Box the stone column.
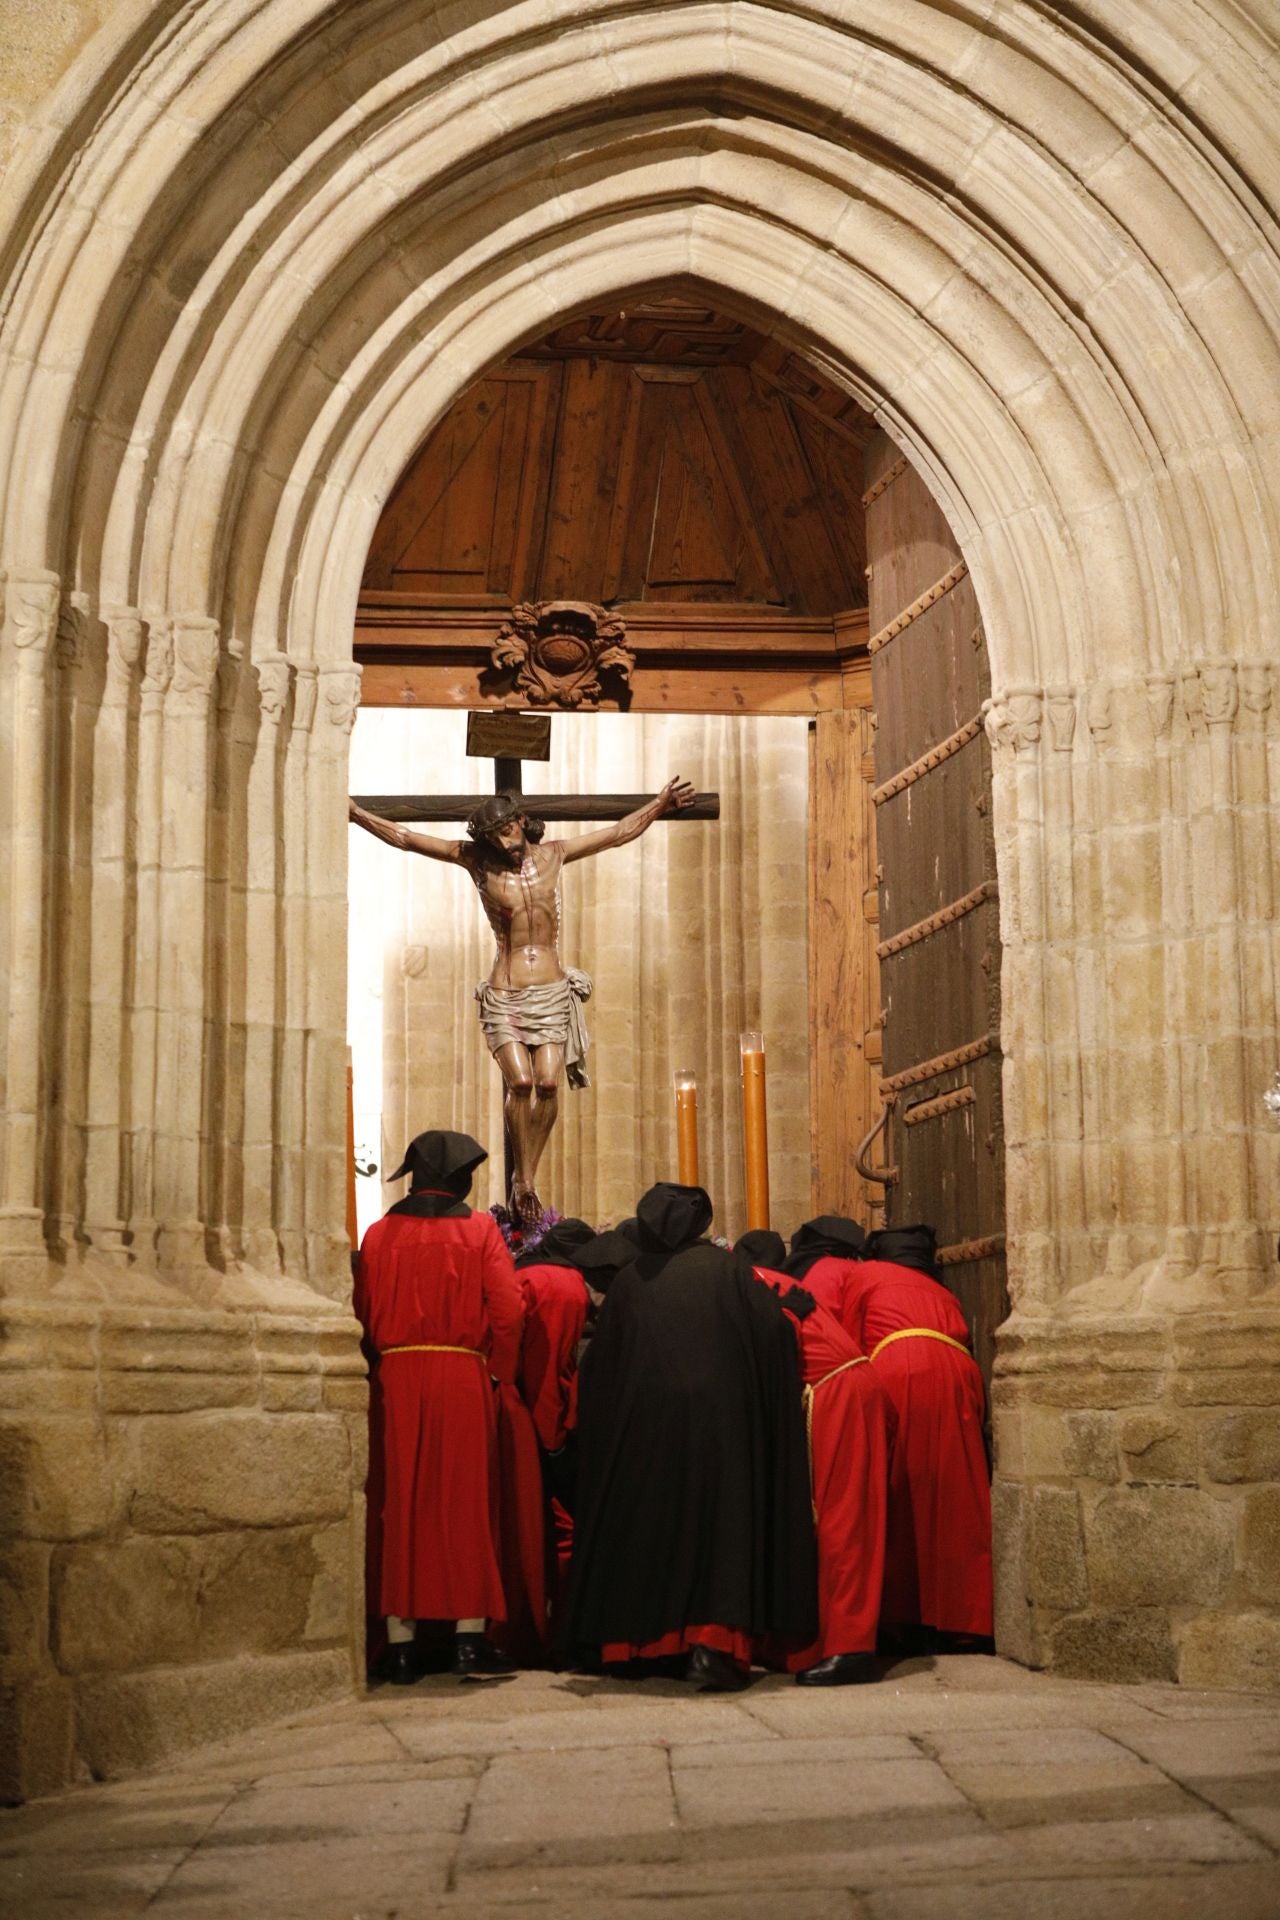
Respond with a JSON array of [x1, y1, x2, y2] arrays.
[[0, 569, 59, 1279], [83, 610, 144, 1259], [277, 664, 317, 1277], [307, 667, 361, 1295], [125, 621, 172, 1256], [47, 594, 89, 1251], [153, 614, 220, 1272], [242, 653, 292, 1272]]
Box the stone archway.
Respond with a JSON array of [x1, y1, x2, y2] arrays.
[[1, 0, 1276, 1795]]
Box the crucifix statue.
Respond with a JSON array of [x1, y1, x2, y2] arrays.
[[349, 711, 717, 1226]]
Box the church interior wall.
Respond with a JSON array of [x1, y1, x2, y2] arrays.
[[0, 0, 1276, 1797]]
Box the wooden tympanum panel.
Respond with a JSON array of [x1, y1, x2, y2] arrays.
[[864, 431, 1008, 1384]]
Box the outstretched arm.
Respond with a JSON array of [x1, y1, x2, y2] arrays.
[[348, 798, 464, 864], [560, 776, 696, 863]]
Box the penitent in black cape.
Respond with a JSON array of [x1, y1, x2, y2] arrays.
[[561, 1185, 818, 1653]]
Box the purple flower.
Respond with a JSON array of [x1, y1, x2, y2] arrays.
[[489, 1202, 563, 1255]]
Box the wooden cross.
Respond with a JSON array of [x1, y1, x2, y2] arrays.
[[351, 710, 721, 823], [350, 710, 720, 1209]]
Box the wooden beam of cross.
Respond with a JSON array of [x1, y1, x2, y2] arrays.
[[351, 709, 721, 821]]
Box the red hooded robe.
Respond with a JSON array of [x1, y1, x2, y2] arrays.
[[800, 1253, 992, 1638]]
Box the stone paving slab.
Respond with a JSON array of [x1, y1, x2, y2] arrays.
[[0, 1847, 189, 1920], [0, 1659, 1275, 1918], [865, 1865, 1280, 1920], [393, 1696, 766, 1760]]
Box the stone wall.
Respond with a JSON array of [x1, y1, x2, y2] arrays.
[[0, 1294, 366, 1802], [995, 1310, 1280, 1690]]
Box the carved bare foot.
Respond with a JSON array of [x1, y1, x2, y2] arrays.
[[511, 1181, 543, 1228]]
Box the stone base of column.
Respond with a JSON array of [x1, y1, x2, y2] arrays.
[[993, 1306, 1280, 1690], [0, 1281, 368, 1800], [0, 1209, 50, 1292]]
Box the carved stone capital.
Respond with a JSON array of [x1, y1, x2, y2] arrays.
[[1144, 672, 1176, 741], [1239, 662, 1272, 728], [490, 599, 634, 707], [6, 570, 60, 668], [319, 665, 361, 736], [291, 663, 318, 733], [1085, 683, 1115, 750], [1199, 660, 1238, 730], [985, 689, 1042, 759], [1179, 667, 1204, 736], [55, 593, 89, 672], [104, 607, 145, 679], [168, 616, 221, 706], [140, 622, 173, 702], [255, 652, 292, 726], [1044, 688, 1077, 754]]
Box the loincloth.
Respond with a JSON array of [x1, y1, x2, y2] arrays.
[[474, 968, 593, 1089]]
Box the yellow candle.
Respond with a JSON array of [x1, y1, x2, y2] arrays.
[[674, 1068, 700, 1186], [740, 1031, 770, 1231]]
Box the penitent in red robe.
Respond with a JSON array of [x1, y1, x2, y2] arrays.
[[758, 1273, 896, 1664], [801, 1254, 992, 1638], [519, 1261, 590, 1597], [356, 1207, 525, 1623]]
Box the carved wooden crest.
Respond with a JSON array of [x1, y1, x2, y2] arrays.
[[489, 600, 633, 707]]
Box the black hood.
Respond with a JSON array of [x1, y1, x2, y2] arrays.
[[388, 1129, 487, 1187], [866, 1224, 941, 1281], [737, 1229, 786, 1271], [386, 1129, 488, 1219], [515, 1217, 596, 1271], [577, 1229, 643, 1293], [635, 1183, 714, 1256], [783, 1214, 867, 1280]]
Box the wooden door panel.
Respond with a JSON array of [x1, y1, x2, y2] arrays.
[[880, 906, 998, 1070], [877, 747, 990, 933], [864, 429, 1007, 1379], [872, 581, 983, 794]]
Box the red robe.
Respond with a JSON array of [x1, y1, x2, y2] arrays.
[[756, 1272, 895, 1664], [519, 1262, 589, 1454], [355, 1208, 524, 1623], [802, 1254, 992, 1638], [519, 1262, 590, 1598]]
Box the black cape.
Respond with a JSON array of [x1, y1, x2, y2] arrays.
[[560, 1242, 818, 1651]]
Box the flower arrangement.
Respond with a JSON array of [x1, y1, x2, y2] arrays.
[[490, 1202, 562, 1257]]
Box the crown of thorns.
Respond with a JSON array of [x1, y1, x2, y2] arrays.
[[467, 792, 527, 840]]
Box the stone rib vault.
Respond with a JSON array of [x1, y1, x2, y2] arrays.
[[0, 0, 1276, 1799]]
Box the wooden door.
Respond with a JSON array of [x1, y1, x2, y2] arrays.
[[863, 432, 1008, 1383]]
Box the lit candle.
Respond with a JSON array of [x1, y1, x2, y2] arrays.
[[740, 1031, 770, 1231], [674, 1068, 700, 1186]]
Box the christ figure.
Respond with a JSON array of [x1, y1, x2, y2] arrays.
[[349, 778, 695, 1223]]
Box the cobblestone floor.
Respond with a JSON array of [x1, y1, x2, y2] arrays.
[[2, 1656, 1278, 1918]]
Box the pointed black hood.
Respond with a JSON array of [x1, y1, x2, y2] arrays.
[[386, 1129, 487, 1219], [515, 1217, 596, 1271], [783, 1214, 867, 1280], [866, 1224, 941, 1282], [635, 1182, 714, 1256], [737, 1229, 786, 1271], [577, 1229, 643, 1294]]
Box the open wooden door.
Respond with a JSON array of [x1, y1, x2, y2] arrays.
[[863, 432, 1008, 1383]]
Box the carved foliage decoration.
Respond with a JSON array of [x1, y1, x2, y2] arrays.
[[490, 600, 634, 707]]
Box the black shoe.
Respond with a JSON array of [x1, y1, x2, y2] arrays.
[[795, 1651, 879, 1687], [686, 1644, 749, 1692], [452, 1633, 517, 1679], [385, 1643, 419, 1687]]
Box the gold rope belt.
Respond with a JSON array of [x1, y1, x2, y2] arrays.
[[378, 1344, 485, 1360], [870, 1326, 972, 1362], [802, 1356, 870, 1519]]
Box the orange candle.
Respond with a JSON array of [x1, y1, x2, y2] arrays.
[[674, 1068, 700, 1186], [740, 1031, 770, 1231]]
